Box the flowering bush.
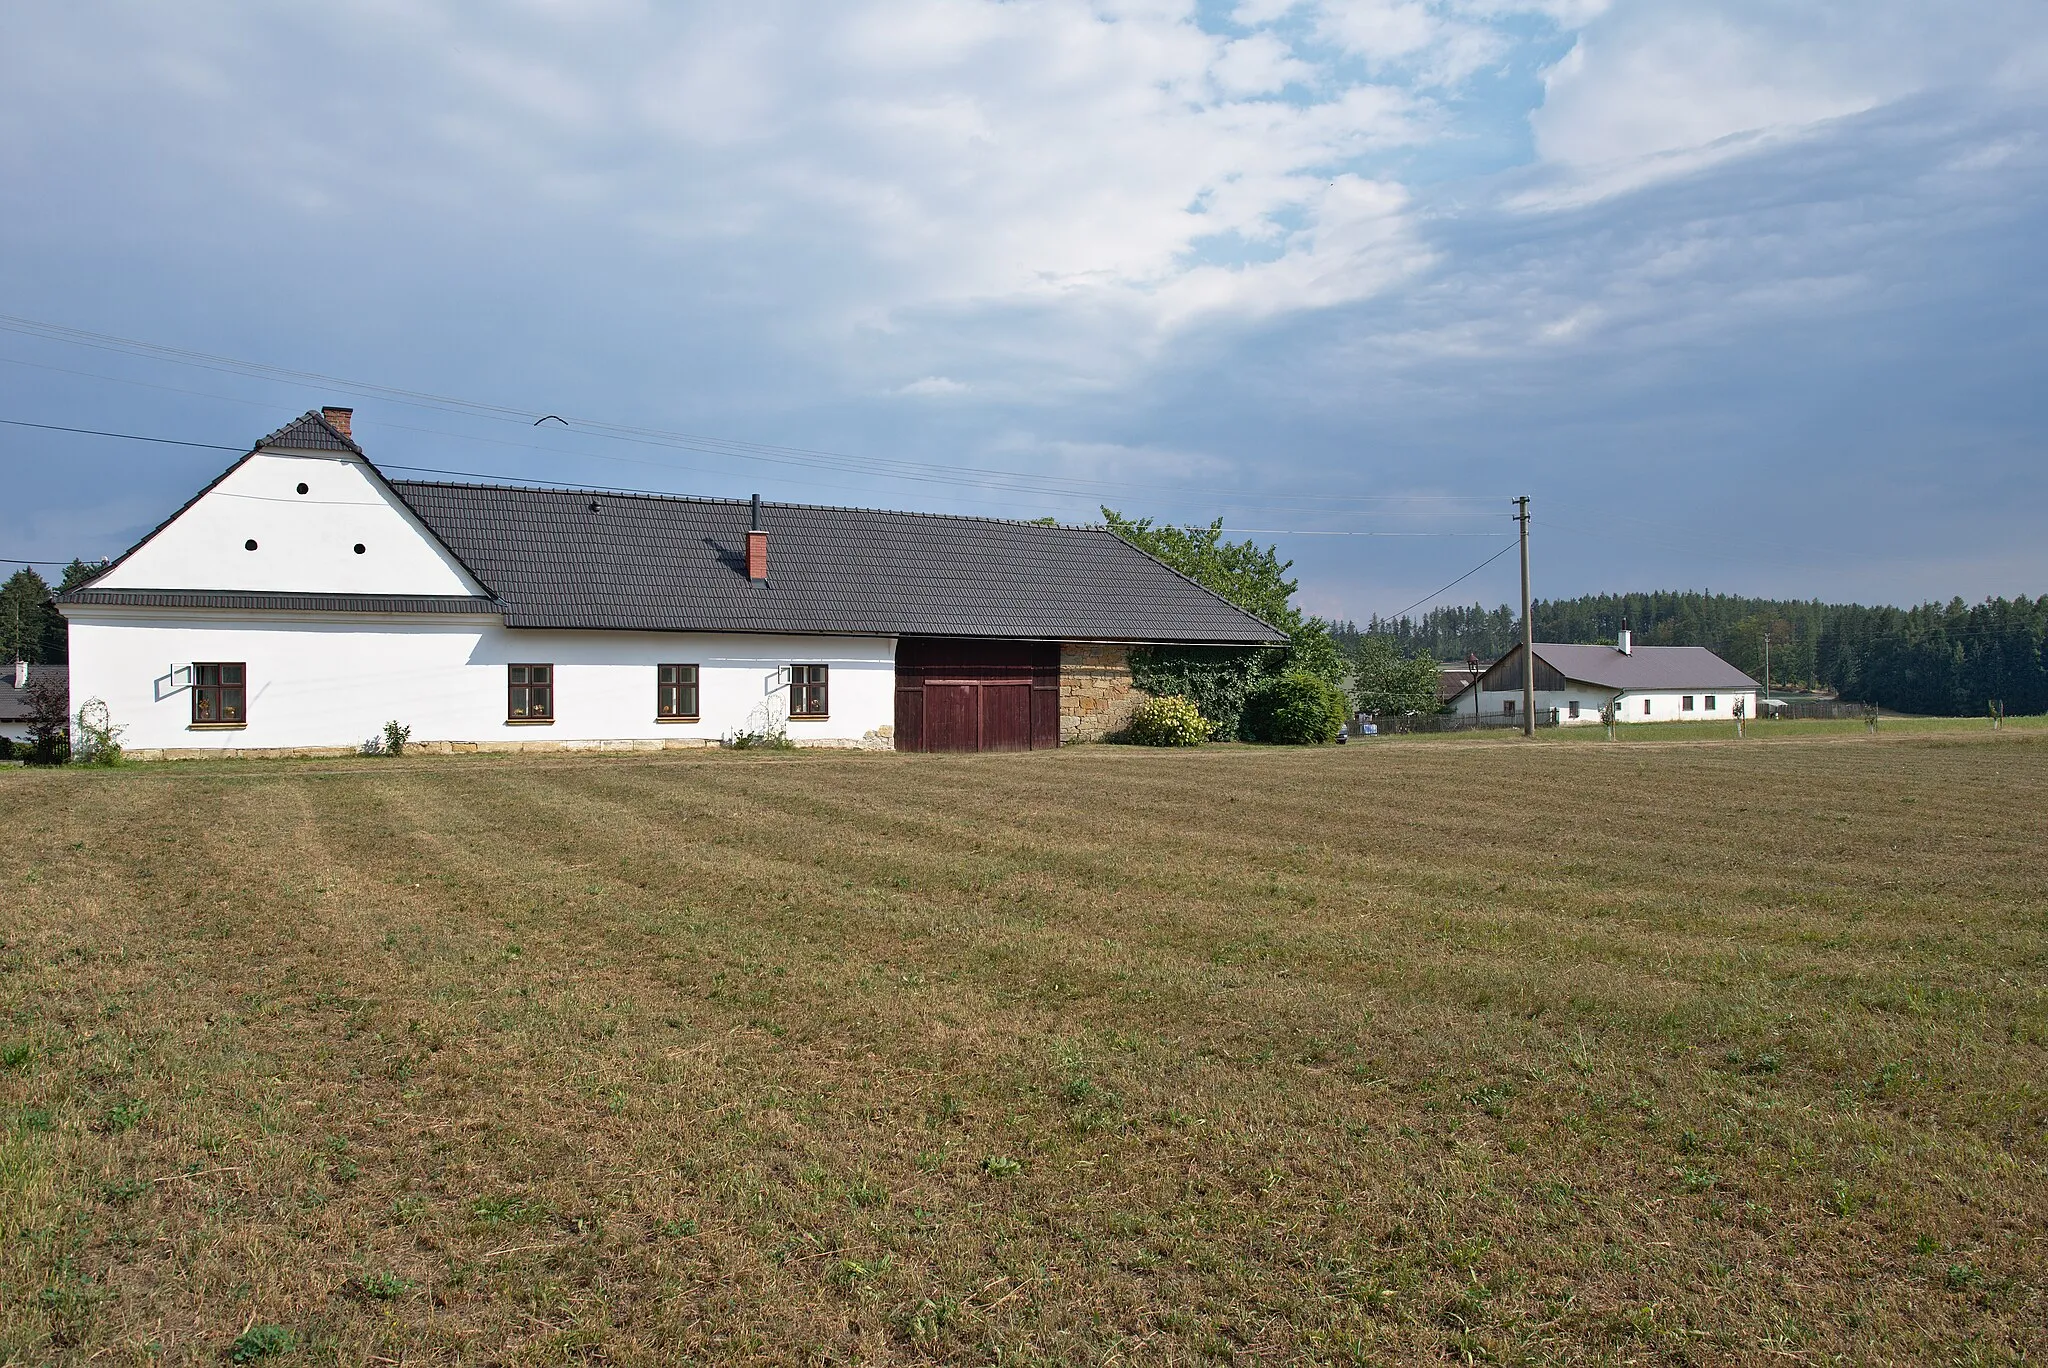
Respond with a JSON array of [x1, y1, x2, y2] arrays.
[[1124, 694, 1209, 747]]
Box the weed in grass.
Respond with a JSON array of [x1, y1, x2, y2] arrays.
[[1, 1039, 33, 1069], [358, 1271, 413, 1300], [897, 1294, 962, 1343], [656, 1217, 700, 1237], [471, 1194, 547, 1226], [828, 1255, 893, 1287], [14, 1105, 55, 1133], [1464, 1084, 1512, 1118], [982, 1156, 1023, 1179], [98, 1177, 149, 1203], [228, 1324, 296, 1361], [91, 1098, 144, 1133]]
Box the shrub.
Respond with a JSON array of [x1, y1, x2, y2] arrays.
[[20, 677, 69, 765], [1127, 645, 1265, 740], [72, 699, 124, 766], [727, 727, 796, 750], [1124, 695, 1207, 747], [0, 736, 13, 761], [382, 720, 413, 756], [1241, 671, 1347, 745]]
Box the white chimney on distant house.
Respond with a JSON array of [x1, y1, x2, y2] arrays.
[[1618, 619, 1633, 655], [12, 659, 27, 689]]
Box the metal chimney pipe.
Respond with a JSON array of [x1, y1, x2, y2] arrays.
[[750, 493, 762, 531]]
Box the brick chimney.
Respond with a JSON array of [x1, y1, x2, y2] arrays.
[[321, 406, 354, 438], [746, 494, 768, 584]]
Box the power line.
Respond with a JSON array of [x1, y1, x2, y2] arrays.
[[0, 411, 1515, 537], [1214, 529, 1511, 538], [0, 310, 1513, 513], [1381, 539, 1520, 621], [0, 416, 243, 451]]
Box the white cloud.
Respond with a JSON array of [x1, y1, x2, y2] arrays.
[[1519, 0, 2048, 205], [898, 376, 968, 396]]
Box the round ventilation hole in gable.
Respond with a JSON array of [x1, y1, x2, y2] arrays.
[[296, 482, 309, 495], [244, 539, 258, 551], [354, 543, 366, 554]]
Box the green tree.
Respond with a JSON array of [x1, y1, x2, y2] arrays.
[[1105, 509, 1304, 739], [0, 568, 61, 665], [1281, 617, 1346, 683], [1349, 635, 1441, 716], [21, 674, 70, 765], [59, 559, 108, 592], [1101, 510, 1297, 632]]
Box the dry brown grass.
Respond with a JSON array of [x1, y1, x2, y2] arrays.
[[2, 732, 2044, 1365]]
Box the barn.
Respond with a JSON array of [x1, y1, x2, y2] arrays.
[[57, 409, 1284, 757]]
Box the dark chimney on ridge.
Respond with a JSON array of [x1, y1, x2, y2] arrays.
[[322, 406, 354, 438], [746, 494, 768, 584]]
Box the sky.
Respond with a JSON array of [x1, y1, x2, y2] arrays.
[[2, 0, 2045, 621]]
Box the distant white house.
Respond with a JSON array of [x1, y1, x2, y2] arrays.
[[1447, 624, 1759, 725]]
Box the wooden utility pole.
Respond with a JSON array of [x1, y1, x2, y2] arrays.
[[1516, 496, 1534, 737], [1762, 632, 1771, 722]]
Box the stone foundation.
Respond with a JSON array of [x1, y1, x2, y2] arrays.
[[1059, 643, 1141, 743]]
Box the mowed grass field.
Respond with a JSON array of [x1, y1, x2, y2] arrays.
[[2, 732, 2044, 1365]]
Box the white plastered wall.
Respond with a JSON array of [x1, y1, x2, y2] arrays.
[[1461, 687, 1758, 723], [63, 611, 897, 751], [91, 447, 486, 596]]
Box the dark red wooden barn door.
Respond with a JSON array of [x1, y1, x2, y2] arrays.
[[922, 683, 981, 751], [979, 682, 1032, 751], [895, 638, 1060, 752]]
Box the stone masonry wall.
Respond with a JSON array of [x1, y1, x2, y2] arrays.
[[1059, 642, 1140, 743]]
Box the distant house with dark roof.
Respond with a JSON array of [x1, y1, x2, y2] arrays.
[[57, 409, 1284, 757], [1447, 624, 1758, 725], [1, 660, 67, 746]]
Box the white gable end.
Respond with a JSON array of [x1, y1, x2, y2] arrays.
[[94, 446, 487, 597]]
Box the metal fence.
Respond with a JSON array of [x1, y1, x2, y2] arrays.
[[1357, 709, 1559, 735], [1762, 699, 1870, 721]]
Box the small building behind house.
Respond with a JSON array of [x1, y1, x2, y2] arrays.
[[1447, 622, 1758, 725], [0, 660, 67, 746]]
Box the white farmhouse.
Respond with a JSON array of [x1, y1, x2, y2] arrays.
[[58, 409, 1284, 758], [1447, 624, 1759, 725]]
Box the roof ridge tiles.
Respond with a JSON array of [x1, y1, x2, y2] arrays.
[[384, 477, 1107, 532]]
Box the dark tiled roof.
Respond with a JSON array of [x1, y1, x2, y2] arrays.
[[60, 589, 504, 616], [0, 663, 67, 722], [389, 482, 1287, 643], [256, 410, 362, 455], [1534, 643, 1758, 690]]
